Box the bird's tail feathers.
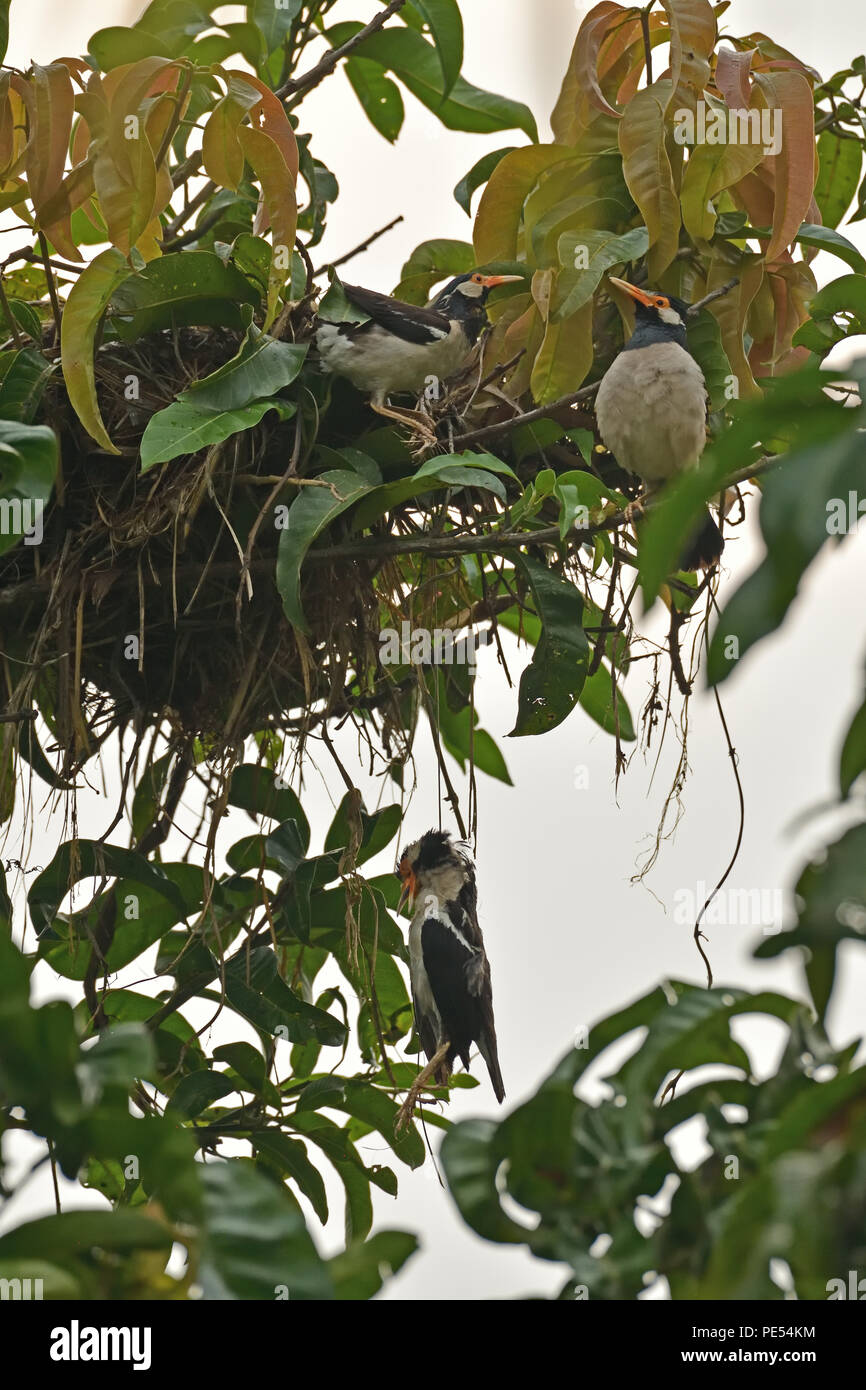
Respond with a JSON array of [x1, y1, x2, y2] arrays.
[[477, 1032, 506, 1103], [678, 508, 724, 571]]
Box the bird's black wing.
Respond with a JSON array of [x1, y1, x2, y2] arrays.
[[341, 282, 452, 346], [421, 909, 483, 1071]]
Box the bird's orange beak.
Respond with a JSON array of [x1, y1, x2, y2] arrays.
[[477, 274, 523, 288], [607, 276, 658, 308], [396, 860, 417, 913]]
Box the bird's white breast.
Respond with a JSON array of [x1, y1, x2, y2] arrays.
[[595, 341, 707, 483], [316, 320, 469, 397], [408, 912, 440, 1030]]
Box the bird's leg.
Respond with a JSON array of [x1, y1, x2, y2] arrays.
[[395, 1038, 452, 1132], [370, 397, 438, 447], [623, 481, 662, 528]]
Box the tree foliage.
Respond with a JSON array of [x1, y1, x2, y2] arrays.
[[0, 0, 865, 1299]]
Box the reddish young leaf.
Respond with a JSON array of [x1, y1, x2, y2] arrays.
[[238, 124, 298, 328], [661, 0, 717, 112], [752, 69, 816, 263], [224, 69, 298, 183], [713, 44, 756, 109]]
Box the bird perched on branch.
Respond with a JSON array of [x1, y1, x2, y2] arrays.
[[396, 828, 505, 1104], [594, 276, 724, 570], [316, 271, 521, 442]]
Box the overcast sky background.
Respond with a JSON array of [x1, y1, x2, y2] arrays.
[[2, 0, 866, 1300]]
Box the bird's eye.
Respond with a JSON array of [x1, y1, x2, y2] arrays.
[[654, 296, 670, 309], [473, 273, 483, 282]]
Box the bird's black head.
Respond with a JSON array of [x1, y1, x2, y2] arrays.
[[608, 276, 691, 350], [432, 272, 522, 339], [395, 828, 474, 910]]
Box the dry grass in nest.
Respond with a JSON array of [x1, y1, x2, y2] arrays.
[[0, 325, 393, 776]]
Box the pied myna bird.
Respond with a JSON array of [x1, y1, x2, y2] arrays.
[[594, 276, 724, 570], [316, 271, 521, 441], [395, 828, 505, 1105]]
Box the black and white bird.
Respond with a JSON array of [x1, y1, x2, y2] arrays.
[[316, 271, 521, 440], [594, 276, 724, 569], [396, 828, 505, 1102]]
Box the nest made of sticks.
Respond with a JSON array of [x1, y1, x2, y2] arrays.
[[0, 321, 405, 777]]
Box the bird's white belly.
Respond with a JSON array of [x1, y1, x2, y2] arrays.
[[316, 321, 469, 397], [409, 913, 442, 1036], [595, 342, 707, 483]]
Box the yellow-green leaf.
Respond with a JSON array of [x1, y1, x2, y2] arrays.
[[618, 81, 679, 279], [530, 298, 593, 403], [681, 134, 765, 242], [474, 144, 575, 264], [60, 248, 132, 455]]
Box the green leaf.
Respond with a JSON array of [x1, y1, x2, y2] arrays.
[[0, 1, 10, 65], [246, 0, 302, 55], [554, 226, 650, 320], [29, 839, 187, 935], [454, 146, 515, 216], [141, 397, 294, 470], [166, 1070, 238, 1118], [276, 469, 374, 630], [405, 0, 464, 97], [254, 1132, 328, 1223], [199, 1158, 332, 1300], [0, 1209, 172, 1261], [0, 349, 55, 423], [707, 372, 866, 681], [329, 1229, 418, 1298], [77, 1023, 155, 1091], [509, 555, 589, 736], [686, 309, 736, 413], [392, 237, 475, 303], [790, 222, 866, 274], [755, 823, 866, 1022], [441, 1118, 528, 1244], [349, 449, 516, 529], [227, 763, 311, 851], [327, 22, 537, 140], [223, 947, 348, 1046], [109, 251, 262, 339], [345, 57, 405, 143], [330, 1081, 425, 1169], [60, 248, 132, 455], [814, 130, 862, 228], [140, 324, 306, 468], [0, 418, 57, 556], [324, 796, 401, 864], [579, 663, 636, 741], [88, 26, 174, 69]]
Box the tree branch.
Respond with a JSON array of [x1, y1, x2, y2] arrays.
[[277, 0, 409, 100]]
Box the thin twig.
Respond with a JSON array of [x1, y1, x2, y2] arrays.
[[449, 380, 600, 450], [687, 279, 740, 316], [314, 214, 404, 276], [277, 0, 409, 100]]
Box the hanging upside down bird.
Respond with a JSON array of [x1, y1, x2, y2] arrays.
[[594, 276, 725, 571], [395, 829, 505, 1126], [315, 271, 522, 443]]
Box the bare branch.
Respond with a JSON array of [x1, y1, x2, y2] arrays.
[[277, 0, 409, 100]]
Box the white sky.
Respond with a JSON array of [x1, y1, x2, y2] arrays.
[[2, 0, 866, 1301]]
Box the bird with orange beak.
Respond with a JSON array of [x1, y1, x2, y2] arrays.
[[594, 276, 724, 569], [396, 829, 505, 1103], [316, 271, 522, 441]]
